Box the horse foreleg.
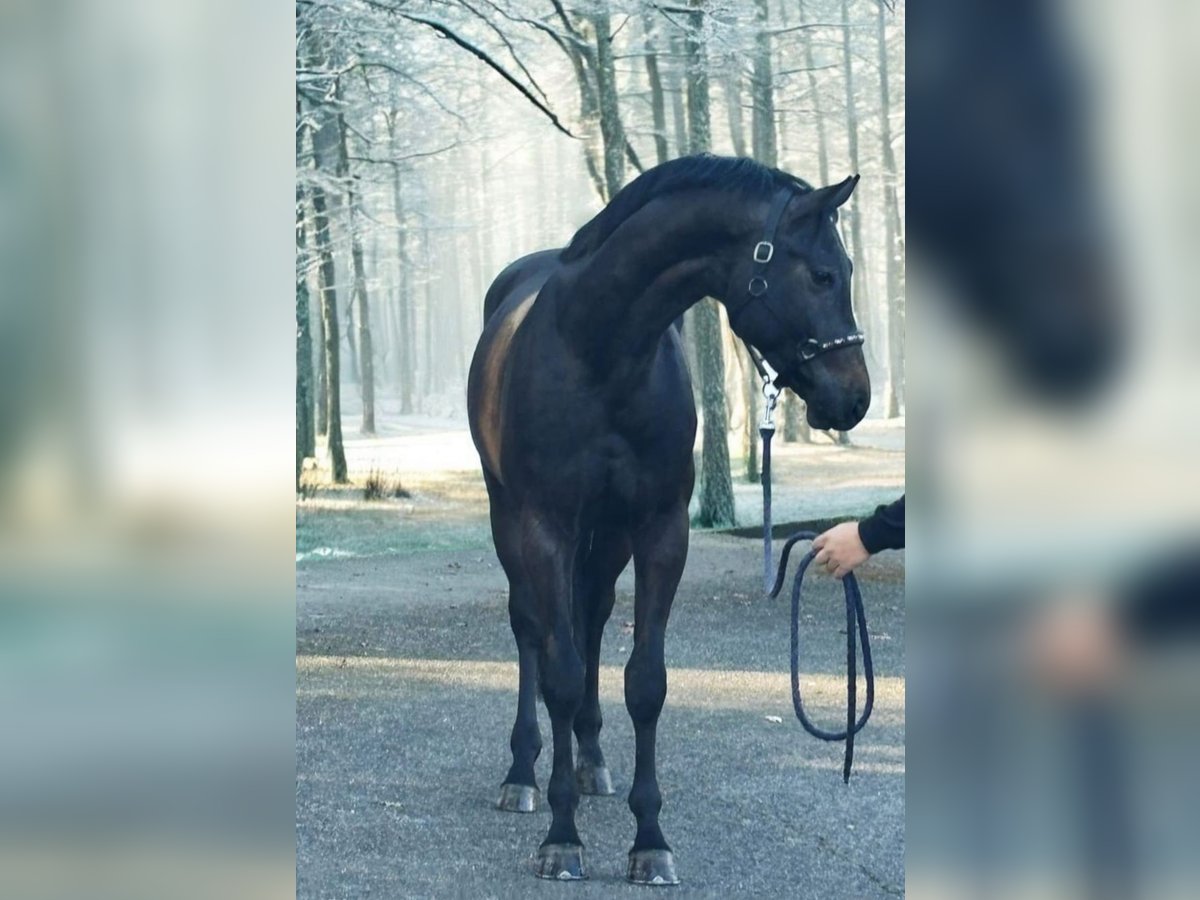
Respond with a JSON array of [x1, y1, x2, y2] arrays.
[[624, 504, 687, 886]]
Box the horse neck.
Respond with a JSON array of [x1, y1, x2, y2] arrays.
[[556, 192, 756, 367]]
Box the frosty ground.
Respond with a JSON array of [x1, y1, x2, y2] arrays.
[[296, 415, 904, 898]]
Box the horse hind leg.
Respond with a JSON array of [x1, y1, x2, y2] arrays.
[[624, 505, 688, 886], [523, 510, 588, 880], [485, 476, 544, 813], [573, 528, 631, 797], [497, 579, 543, 813]]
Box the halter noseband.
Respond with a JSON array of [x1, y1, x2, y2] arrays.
[[729, 186, 865, 378]]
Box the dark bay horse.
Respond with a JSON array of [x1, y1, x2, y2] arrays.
[[466, 155, 870, 884]]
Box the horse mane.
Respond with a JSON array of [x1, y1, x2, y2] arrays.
[[560, 154, 813, 262]]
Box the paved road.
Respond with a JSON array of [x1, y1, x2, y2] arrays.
[[297, 533, 904, 898]]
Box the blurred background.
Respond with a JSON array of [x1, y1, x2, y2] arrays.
[[906, 0, 1200, 897], [0, 1, 295, 898]]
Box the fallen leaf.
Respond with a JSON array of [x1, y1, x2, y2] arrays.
[[764, 715, 783, 724]]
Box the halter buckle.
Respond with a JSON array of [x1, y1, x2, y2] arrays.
[[748, 276, 768, 297], [752, 241, 774, 264]]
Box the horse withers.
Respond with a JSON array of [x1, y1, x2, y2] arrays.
[[466, 155, 870, 884]]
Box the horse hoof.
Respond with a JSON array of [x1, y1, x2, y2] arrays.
[[575, 764, 614, 796], [534, 843, 586, 880], [496, 783, 539, 813], [627, 849, 680, 886]]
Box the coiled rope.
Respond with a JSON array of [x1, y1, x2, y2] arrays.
[[759, 409, 875, 784]]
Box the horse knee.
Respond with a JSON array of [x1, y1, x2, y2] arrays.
[[624, 647, 666, 724], [540, 639, 585, 715], [508, 605, 540, 642]]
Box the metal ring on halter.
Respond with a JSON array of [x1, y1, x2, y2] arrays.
[[748, 276, 769, 297]]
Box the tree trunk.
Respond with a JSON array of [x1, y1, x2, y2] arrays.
[[296, 95, 316, 483], [750, 0, 777, 168], [296, 188, 315, 486], [643, 18, 671, 165], [724, 69, 747, 157], [334, 104, 374, 432], [591, 9, 626, 197], [687, 1, 735, 527], [314, 265, 328, 436], [554, 10, 606, 201], [422, 227, 434, 398], [799, 0, 832, 187], [782, 391, 811, 443], [344, 298, 360, 385], [310, 182, 348, 483], [877, 1, 904, 418], [741, 345, 759, 482], [839, 0, 870, 336], [351, 233, 375, 433], [668, 33, 688, 160], [386, 113, 414, 414]]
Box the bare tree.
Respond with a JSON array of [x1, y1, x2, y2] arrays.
[[750, 0, 777, 168], [839, 0, 869, 340], [687, 0, 736, 527], [385, 111, 415, 414], [590, 7, 627, 196], [297, 94, 316, 485], [643, 14, 671, 165], [332, 89, 376, 433], [297, 189, 316, 487], [877, 0, 904, 417], [309, 113, 349, 483]]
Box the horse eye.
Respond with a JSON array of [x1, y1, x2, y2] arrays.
[[812, 270, 835, 287]]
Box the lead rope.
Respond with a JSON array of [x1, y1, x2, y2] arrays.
[[756, 364, 875, 784]]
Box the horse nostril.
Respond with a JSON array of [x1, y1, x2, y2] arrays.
[[852, 396, 869, 421]]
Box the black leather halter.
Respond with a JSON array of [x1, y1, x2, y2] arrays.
[[728, 187, 865, 382]]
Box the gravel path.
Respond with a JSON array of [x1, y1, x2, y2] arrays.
[[297, 532, 904, 898]]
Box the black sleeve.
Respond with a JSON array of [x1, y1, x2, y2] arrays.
[[1117, 548, 1200, 644], [857, 495, 905, 554]]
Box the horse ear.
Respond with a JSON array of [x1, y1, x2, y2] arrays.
[[793, 175, 859, 225], [819, 174, 859, 211]]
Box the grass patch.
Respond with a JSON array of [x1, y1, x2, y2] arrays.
[[296, 505, 491, 563], [363, 469, 411, 501]]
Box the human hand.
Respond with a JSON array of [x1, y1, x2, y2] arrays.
[[812, 522, 871, 579], [1025, 598, 1124, 694]]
